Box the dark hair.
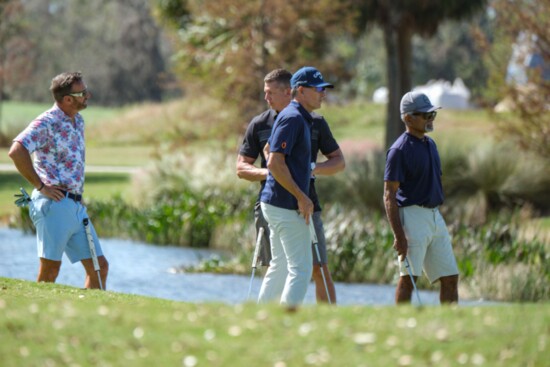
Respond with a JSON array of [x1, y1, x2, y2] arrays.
[[264, 68, 291, 88], [50, 72, 83, 102]]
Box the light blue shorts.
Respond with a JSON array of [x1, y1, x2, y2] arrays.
[[29, 190, 103, 263], [398, 205, 459, 283]]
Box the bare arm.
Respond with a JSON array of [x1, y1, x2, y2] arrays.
[[268, 152, 313, 223], [262, 142, 270, 164], [384, 180, 408, 260], [313, 148, 345, 176], [8, 142, 42, 189], [8, 141, 64, 201], [236, 154, 268, 182]]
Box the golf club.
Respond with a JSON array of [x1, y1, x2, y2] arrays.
[[309, 220, 332, 304], [404, 256, 422, 305], [247, 227, 264, 300], [15, 187, 32, 207], [83, 218, 104, 290]]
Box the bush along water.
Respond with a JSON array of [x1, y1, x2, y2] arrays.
[[320, 207, 549, 302], [86, 187, 251, 248]]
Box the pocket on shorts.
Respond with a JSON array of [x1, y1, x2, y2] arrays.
[[29, 196, 52, 222]]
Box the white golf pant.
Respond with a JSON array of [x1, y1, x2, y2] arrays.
[[258, 203, 312, 306]]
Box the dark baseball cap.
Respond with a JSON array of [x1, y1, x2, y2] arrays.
[[290, 66, 334, 89], [400, 91, 441, 114]]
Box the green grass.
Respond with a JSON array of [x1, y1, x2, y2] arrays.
[[85, 145, 155, 166], [319, 102, 386, 144], [0, 100, 120, 134], [1, 277, 548, 367]]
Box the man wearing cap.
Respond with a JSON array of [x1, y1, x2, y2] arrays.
[[237, 68, 344, 304], [383, 91, 459, 304], [257, 66, 334, 308]]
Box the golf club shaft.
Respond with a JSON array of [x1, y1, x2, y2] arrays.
[[247, 227, 264, 300], [83, 218, 103, 290], [309, 220, 332, 304], [404, 256, 421, 305]]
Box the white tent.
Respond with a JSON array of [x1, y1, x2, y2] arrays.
[[372, 78, 472, 109], [413, 78, 471, 110]]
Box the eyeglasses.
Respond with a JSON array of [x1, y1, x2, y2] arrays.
[[306, 86, 326, 93], [412, 111, 437, 120], [67, 89, 88, 98]]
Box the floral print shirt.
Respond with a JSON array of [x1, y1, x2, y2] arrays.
[[14, 104, 86, 194]]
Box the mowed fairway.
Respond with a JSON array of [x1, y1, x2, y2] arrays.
[[0, 278, 547, 367]]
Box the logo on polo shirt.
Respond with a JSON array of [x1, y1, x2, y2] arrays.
[[281, 142, 287, 149]]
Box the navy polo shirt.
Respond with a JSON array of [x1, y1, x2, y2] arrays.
[[260, 101, 312, 210], [384, 132, 444, 208]]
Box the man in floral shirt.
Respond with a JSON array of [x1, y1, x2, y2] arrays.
[[8, 71, 108, 289]]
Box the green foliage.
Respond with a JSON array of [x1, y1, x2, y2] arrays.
[[476, 0, 550, 160], [441, 143, 550, 223], [151, 0, 190, 29], [318, 142, 550, 223], [87, 189, 239, 248], [412, 18, 489, 101], [316, 149, 386, 213], [156, 0, 356, 117], [321, 207, 550, 301], [324, 207, 395, 284], [3, 0, 168, 106]]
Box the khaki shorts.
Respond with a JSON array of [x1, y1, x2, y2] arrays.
[[398, 205, 459, 283]]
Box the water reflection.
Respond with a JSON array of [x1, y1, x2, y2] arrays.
[[1, 227, 458, 306]]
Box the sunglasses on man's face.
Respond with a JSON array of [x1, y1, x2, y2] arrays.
[[67, 89, 88, 98], [412, 111, 437, 120], [306, 86, 326, 93]]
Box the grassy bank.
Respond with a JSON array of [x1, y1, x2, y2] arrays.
[[1, 277, 548, 367]]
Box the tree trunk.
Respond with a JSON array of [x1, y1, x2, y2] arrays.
[[397, 25, 413, 104], [384, 20, 414, 150], [383, 23, 403, 150]]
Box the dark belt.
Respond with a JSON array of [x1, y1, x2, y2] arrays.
[[418, 204, 438, 209], [61, 190, 82, 202]]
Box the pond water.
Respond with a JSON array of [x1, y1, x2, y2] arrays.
[[0, 227, 485, 306]]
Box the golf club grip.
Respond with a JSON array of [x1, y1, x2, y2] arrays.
[[309, 220, 318, 244], [251, 227, 264, 268], [20, 187, 31, 200]]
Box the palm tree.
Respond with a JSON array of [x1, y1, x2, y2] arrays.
[[355, 0, 487, 149]]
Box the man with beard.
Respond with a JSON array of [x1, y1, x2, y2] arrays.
[[9, 71, 108, 289]]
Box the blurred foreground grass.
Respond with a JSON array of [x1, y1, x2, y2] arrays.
[[1, 277, 548, 367]]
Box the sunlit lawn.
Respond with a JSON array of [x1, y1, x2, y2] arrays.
[[0, 277, 547, 367], [0, 100, 119, 133]]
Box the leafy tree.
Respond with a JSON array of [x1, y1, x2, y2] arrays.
[[353, 0, 487, 149], [412, 17, 490, 104], [3, 0, 169, 106], [154, 0, 355, 124], [0, 0, 30, 134], [475, 0, 549, 160]]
